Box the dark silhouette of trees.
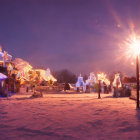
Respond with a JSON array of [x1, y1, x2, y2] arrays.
[[123, 77, 136, 83], [53, 69, 77, 83], [83, 74, 88, 81]]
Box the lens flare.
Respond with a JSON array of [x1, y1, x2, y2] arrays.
[[128, 36, 140, 56], [122, 33, 140, 61]]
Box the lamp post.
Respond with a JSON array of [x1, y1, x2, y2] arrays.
[[136, 55, 139, 109], [98, 80, 101, 99], [127, 34, 140, 109], [97, 73, 105, 99]]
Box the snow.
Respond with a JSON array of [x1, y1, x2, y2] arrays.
[[13, 58, 32, 71], [0, 93, 140, 140]]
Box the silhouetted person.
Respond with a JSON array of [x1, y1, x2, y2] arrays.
[[64, 82, 70, 91], [98, 80, 101, 99]]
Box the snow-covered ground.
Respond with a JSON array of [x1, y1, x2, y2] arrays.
[[0, 92, 140, 140]]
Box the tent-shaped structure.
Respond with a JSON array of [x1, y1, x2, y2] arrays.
[[86, 72, 96, 86], [13, 58, 32, 71], [13, 58, 32, 81], [35, 68, 57, 82], [0, 73, 7, 82], [0, 49, 12, 66], [113, 73, 122, 88], [76, 74, 84, 87]]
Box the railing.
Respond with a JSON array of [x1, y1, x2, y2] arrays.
[[35, 85, 64, 93]]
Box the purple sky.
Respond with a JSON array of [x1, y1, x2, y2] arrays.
[[0, 0, 140, 75]]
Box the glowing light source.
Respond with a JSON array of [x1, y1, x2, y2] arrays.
[[112, 73, 122, 88], [97, 73, 110, 86], [97, 73, 106, 81], [126, 34, 140, 58], [130, 37, 140, 55], [127, 33, 140, 109]]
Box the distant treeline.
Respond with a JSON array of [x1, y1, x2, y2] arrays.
[[53, 69, 136, 84], [123, 77, 136, 83], [53, 69, 77, 83]]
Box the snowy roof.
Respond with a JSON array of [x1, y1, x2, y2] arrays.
[[0, 73, 7, 81], [35, 69, 57, 82], [13, 58, 32, 72], [0, 51, 12, 62]]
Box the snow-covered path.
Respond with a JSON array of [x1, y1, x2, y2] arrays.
[[0, 93, 140, 140]]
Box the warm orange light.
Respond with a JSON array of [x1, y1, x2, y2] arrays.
[[126, 34, 140, 58], [97, 73, 106, 81], [97, 73, 110, 86], [129, 36, 140, 56], [104, 78, 110, 86]]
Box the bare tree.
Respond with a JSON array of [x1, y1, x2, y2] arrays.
[[53, 69, 77, 83]]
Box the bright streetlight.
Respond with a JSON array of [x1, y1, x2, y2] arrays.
[[128, 35, 140, 109]]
